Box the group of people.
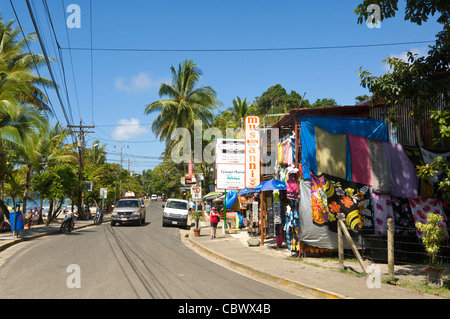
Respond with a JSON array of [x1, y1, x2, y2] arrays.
[[188, 200, 221, 239], [25, 207, 40, 229]]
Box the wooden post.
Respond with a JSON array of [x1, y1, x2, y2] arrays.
[[260, 191, 264, 246], [338, 217, 367, 276], [387, 218, 394, 278], [338, 216, 344, 270]]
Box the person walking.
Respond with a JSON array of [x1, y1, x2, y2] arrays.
[[210, 207, 220, 239]]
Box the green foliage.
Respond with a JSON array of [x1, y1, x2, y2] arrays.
[[415, 213, 446, 266], [253, 84, 310, 115], [32, 165, 77, 201]]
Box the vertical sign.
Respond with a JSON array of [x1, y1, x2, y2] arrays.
[[245, 116, 260, 188]]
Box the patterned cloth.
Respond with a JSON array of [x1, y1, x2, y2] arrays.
[[371, 192, 395, 235], [310, 172, 329, 227], [391, 196, 416, 236], [408, 197, 448, 239], [322, 173, 374, 234]]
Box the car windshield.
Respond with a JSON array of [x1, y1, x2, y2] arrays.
[[116, 200, 140, 208], [166, 201, 187, 210]]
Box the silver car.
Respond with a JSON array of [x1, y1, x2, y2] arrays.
[[111, 198, 146, 226]]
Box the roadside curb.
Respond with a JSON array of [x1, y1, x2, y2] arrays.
[[186, 228, 345, 299], [0, 218, 107, 253]]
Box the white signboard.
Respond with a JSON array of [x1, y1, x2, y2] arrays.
[[191, 186, 202, 200], [215, 138, 245, 164], [245, 116, 260, 188], [216, 163, 245, 190], [100, 188, 107, 199]]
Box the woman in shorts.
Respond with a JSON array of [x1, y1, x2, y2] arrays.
[[210, 207, 219, 239]]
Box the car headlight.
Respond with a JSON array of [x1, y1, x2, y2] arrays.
[[112, 212, 118, 217], [132, 212, 140, 216]]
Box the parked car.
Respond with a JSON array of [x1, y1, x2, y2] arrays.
[[162, 199, 189, 228], [151, 194, 157, 201], [111, 198, 146, 226]]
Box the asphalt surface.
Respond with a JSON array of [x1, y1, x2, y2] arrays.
[[0, 200, 448, 299], [0, 202, 301, 299]]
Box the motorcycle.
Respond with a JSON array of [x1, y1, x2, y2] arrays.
[[60, 211, 77, 234], [94, 208, 104, 226]]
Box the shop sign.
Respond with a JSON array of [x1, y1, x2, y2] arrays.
[[244, 116, 260, 188], [216, 163, 245, 190]]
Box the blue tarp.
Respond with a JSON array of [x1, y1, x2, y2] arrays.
[[300, 116, 388, 180]]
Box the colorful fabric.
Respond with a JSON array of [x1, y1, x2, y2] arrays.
[[384, 142, 418, 198], [300, 116, 388, 180], [408, 197, 448, 239], [371, 192, 394, 235], [286, 168, 299, 200], [367, 138, 392, 194], [348, 134, 370, 185], [310, 172, 329, 227], [391, 196, 416, 236], [323, 173, 374, 234], [315, 126, 347, 179]]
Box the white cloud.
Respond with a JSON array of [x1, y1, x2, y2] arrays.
[[383, 47, 428, 72], [111, 118, 149, 141], [114, 72, 163, 93]]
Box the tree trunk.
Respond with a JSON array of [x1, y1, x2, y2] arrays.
[[22, 164, 32, 222], [0, 200, 10, 221]]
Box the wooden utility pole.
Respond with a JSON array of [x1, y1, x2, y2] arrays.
[[387, 218, 394, 277], [67, 120, 95, 220]]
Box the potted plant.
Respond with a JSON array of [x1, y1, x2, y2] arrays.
[[191, 209, 205, 237], [415, 212, 447, 286]]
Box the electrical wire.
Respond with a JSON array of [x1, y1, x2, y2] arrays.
[[60, 40, 435, 53]]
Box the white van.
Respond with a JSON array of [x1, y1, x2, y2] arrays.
[[162, 199, 189, 228], [151, 194, 157, 201]]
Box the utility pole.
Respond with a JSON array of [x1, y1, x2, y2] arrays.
[[68, 119, 95, 220]]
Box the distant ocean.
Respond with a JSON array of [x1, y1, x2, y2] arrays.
[[3, 198, 73, 213]]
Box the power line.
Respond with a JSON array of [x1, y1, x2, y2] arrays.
[[60, 40, 435, 53], [25, 0, 73, 127], [8, 0, 59, 120]]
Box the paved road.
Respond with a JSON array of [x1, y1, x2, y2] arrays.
[[0, 201, 300, 299]]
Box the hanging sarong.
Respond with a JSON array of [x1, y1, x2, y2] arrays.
[[384, 142, 419, 198], [315, 126, 347, 179], [391, 196, 416, 236], [323, 173, 374, 234], [371, 192, 394, 235], [367, 139, 392, 194], [408, 197, 448, 239], [310, 171, 329, 227], [348, 134, 371, 185]]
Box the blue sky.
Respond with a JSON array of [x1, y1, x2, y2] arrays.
[[2, 0, 443, 172]]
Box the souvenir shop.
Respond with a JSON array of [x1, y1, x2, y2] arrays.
[[269, 106, 450, 261]]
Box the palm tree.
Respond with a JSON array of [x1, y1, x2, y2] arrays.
[[0, 18, 54, 220], [0, 19, 54, 113], [144, 59, 221, 155], [226, 96, 255, 129]]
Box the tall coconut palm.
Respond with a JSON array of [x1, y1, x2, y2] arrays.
[[226, 96, 255, 129], [144, 59, 221, 155], [0, 18, 54, 220], [0, 18, 54, 113]]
